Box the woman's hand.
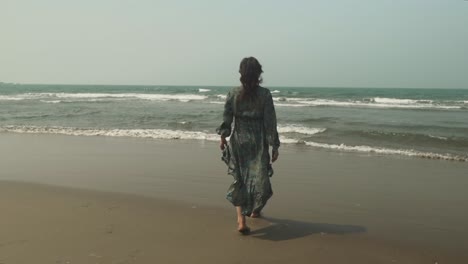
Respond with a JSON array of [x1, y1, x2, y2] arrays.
[[220, 136, 227, 150], [272, 150, 279, 163]]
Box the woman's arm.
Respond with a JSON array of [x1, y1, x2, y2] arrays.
[[263, 90, 280, 162], [216, 91, 234, 150]]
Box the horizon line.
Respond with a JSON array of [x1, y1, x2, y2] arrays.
[[0, 81, 466, 90]]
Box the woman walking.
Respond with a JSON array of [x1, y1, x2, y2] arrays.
[[217, 57, 280, 234]]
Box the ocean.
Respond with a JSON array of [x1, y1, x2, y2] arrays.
[[1, 83, 467, 162]]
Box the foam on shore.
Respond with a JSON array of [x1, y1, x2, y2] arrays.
[[1, 125, 466, 162]]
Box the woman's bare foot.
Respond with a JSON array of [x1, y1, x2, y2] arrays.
[[250, 212, 261, 218], [237, 216, 248, 229], [237, 220, 250, 234], [236, 207, 250, 234]]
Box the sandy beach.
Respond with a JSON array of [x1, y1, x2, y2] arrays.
[[1, 133, 468, 263]]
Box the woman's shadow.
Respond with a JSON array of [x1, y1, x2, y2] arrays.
[[250, 217, 366, 241]]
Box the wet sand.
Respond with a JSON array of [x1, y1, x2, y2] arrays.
[[1, 133, 468, 263]]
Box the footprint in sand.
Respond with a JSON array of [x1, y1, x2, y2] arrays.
[[105, 224, 114, 234]]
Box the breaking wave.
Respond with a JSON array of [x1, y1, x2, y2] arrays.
[[1, 125, 466, 162], [1, 92, 465, 110], [0, 93, 207, 103], [302, 141, 467, 162], [273, 97, 462, 110], [0, 95, 24, 101], [278, 124, 326, 135], [0, 126, 219, 141]]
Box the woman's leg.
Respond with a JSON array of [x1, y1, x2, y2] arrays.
[[236, 206, 249, 232]]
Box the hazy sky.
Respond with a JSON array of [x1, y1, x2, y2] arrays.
[[1, 0, 467, 88]]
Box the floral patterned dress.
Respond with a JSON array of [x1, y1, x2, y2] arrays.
[[217, 86, 280, 216]]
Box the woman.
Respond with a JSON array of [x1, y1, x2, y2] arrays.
[[217, 57, 280, 234]]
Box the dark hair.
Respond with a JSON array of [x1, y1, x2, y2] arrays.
[[239, 57, 263, 100]]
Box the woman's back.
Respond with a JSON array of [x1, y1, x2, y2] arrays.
[[227, 87, 279, 148], [231, 86, 268, 118]]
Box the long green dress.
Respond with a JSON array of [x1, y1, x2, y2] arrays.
[[217, 86, 280, 216]]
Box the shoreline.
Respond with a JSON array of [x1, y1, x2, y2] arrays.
[[1, 128, 467, 163], [1, 132, 468, 262]]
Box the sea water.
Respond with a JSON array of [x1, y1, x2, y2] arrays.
[[1, 83, 467, 161]]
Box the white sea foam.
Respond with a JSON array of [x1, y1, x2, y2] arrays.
[[5, 93, 208, 102], [285, 134, 466, 162], [1, 126, 466, 162], [278, 125, 326, 135], [0, 95, 24, 101], [274, 97, 460, 110], [273, 97, 302, 102], [275, 103, 308, 108], [0, 126, 220, 141], [271, 90, 280, 94], [296, 99, 365, 107], [429, 135, 448, 140], [302, 141, 467, 162], [454, 100, 468, 105], [2, 92, 464, 110], [40, 100, 62, 104], [278, 136, 301, 144], [373, 97, 432, 105]]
